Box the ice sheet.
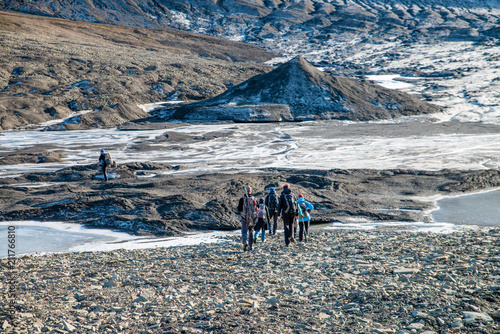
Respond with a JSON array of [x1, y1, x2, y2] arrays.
[[0, 221, 234, 258], [1, 122, 499, 177], [0, 219, 475, 258]]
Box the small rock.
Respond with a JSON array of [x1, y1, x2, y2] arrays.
[[407, 322, 425, 330], [61, 321, 76, 332], [74, 293, 87, 302], [411, 311, 429, 318], [2, 321, 10, 330], [33, 321, 44, 332], [393, 267, 418, 275], [463, 311, 494, 323], [103, 280, 116, 288], [132, 296, 148, 303], [371, 328, 395, 334], [110, 306, 123, 313], [451, 318, 463, 328], [266, 297, 280, 308]]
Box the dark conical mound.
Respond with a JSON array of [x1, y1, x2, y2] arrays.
[[168, 56, 441, 122]]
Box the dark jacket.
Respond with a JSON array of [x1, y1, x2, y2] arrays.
[[277, 188, 298, 217], [265, 191, 278, 214], [99, 153, 107, 166]]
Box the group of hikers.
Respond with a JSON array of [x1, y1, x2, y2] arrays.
[[97, 149, 312, 251], [238, 184, 314, 252]]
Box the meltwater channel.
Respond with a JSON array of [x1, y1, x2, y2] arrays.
[[431, 188, 500, 226]]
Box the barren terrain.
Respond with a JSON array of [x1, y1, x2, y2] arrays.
[[0, 2, 499, 239], [0, 11, 275, 130], [1, 3, 500, 333], [2, 116, 500, 237]]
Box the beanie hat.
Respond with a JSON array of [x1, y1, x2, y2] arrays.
[[283, 184, 289, 189], [270, 187, 275, 192], [101, 149, 104, 153], [298, 194, 304, 199]]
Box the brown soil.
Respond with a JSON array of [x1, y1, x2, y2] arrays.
[[0, 11, 275, 130]]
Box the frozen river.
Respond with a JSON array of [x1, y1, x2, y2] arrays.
[[1, 120, 500, 178]]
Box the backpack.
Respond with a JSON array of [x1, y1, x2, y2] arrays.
[[242, 194, 257, 221], [299, 202, 308, 219], [283, 193, 297, 215], [266, 193, 278, 213], [105, 152, 113, 166], [257, 204, 266, 218]]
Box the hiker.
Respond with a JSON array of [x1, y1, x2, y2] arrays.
[[237, 186, 257, 252], [297, 194, 314, 242], [98, 149, 109, 181], [254, 198, 270, 243], [264, 187, 279, 235], [277, 184, 298, 247]]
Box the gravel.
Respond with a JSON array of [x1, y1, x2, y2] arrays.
[[2, 227, 499, 333]]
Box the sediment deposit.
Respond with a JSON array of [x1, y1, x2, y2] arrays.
[[1, 227, 499, 333]]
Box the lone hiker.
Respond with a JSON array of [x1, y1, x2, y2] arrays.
[[277, 184, 298, 247], [238, 186, 257, 252], [297, 194, 314, 242], [254, 198, 270, 243], [98, 148, 111, 181], [265, 187, 279, 235]]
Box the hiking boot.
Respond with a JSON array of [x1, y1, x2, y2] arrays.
[[291, 237, 296, 243], [243, 244, 248, 252]]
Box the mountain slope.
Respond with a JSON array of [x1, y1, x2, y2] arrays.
[[0, 11, 275, 130], [1, 0, 498, 47], [167, 56, 441, 122]]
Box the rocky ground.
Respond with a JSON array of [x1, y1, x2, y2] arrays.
[[1, 158, 500, 236], [1, 227, 499, 333]]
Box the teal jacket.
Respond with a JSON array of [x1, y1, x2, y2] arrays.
[[297, 197, 314, 223]]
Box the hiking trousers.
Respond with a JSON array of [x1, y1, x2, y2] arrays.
[[101, 164, 108, 181], [282, 215, 295, 246], [269, 211, 278, 235], [299, 220, 310, 242], [241, 216, 255, 250]]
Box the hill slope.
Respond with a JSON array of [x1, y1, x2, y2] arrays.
[[167, 56, 441, 122], [0, 11, 275, 130]]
